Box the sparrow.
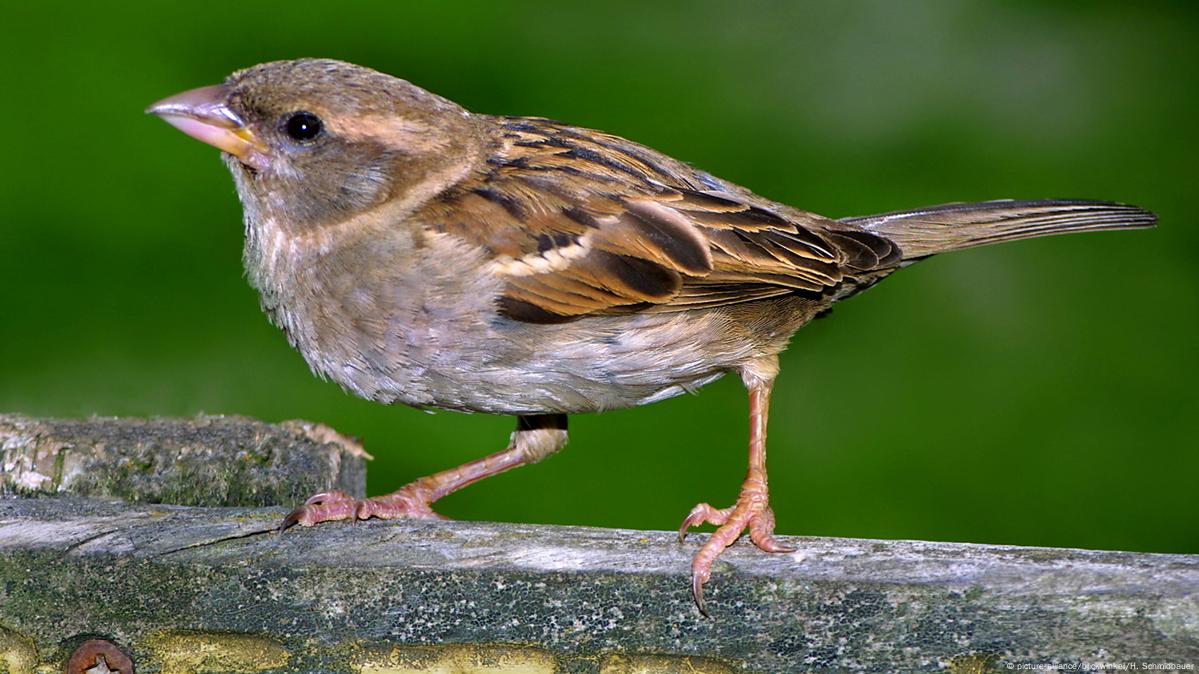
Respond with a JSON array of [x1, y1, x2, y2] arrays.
[[148, 58, 1155, 615]]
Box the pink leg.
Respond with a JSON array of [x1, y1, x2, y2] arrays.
[[281, 415, 567, 530], [679, 356, 796, 616]]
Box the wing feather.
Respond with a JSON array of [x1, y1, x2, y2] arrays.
[[420, 117, 899, 321]]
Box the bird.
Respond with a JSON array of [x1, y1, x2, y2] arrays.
[[147, 58, 1155, 616]]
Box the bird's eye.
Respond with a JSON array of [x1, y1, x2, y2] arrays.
[[283, 111, 323, 142]]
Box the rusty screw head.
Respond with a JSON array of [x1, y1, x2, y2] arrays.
[[66, 639, 134, 674]]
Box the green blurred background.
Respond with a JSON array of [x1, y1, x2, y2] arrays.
[[3, 2, 1196, 554]]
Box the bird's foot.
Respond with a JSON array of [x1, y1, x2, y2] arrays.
[[678, 480, 795, 616], [279, 484, 448, 530]]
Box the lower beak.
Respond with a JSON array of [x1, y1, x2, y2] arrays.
[[147, 84, 270, 170]]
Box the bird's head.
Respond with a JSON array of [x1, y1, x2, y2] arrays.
[[148, 58, 481, 232]]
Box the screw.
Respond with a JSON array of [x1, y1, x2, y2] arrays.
[[65, 639, 134, 674]]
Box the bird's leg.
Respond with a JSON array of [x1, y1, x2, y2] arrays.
[[281, 414, 567, 530], [678, 355, 796, 615]]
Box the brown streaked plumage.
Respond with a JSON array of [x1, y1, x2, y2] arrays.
[[425, 116, 903, 324], [148, 58, 1156, 616]]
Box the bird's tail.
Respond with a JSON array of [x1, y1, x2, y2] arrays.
[[839, 199, 1156, 261]]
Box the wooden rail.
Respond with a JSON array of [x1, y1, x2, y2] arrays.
[[1, 415, 1196, 673]]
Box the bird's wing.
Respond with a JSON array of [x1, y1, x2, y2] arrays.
[[422, 117, 901, 323]]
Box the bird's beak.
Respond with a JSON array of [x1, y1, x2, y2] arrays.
[[147, 84, 271, 170]]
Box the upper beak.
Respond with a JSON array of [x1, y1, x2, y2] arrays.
[[147, 84, 271, 170]]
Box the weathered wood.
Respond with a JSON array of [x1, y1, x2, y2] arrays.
[[1, 496, 1196, 673], [0, 414, 368, 506], [1, 415, 1196, 672]]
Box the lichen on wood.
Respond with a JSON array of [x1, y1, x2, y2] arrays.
[[1, 496, 1196, 673], [0, 414, 1196, 673], [0, 414, 367, 507]]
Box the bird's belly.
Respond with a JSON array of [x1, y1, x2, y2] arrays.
[[299, 309, 750, 416], [280, 290, 761, 415], [427, 312, 753, 415], [251, 227, 767, 416]]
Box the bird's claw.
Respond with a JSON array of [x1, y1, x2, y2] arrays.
[[279, 487, 448, 531], [679, 492, 795, 617], [279, 490, 359, 531], [677, 503, 732, 542]]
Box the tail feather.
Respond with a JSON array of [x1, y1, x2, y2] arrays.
[[840, 199, 1156, 261]]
